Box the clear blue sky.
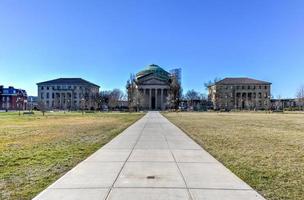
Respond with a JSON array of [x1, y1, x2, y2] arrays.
[[1, 0, 304, 97]]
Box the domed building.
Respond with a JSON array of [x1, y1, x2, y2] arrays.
[[127, 64, 180, 110]]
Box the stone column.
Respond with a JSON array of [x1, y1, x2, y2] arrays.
[[160, 89, 163, 109], [155, 89, 158, 110], [234, 91, 237, 109], [255, 92, 259, 110], [245, 93, 248, 110], [64, 92, 67, 109], [149, 88, 152, 110]]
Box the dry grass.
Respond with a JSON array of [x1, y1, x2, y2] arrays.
[[163, 112, 304, 200], [0, 111, 143, 200]]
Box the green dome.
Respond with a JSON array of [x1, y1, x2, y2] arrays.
[[136, 64, 170, 81]]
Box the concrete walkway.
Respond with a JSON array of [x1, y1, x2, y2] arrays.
[[34, 112, 265, 200]]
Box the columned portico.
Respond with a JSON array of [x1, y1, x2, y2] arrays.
[[128, 64, 173, 111], [139, 86, 169, 110]]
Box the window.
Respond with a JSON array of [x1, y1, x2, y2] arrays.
[[57, 86, 60, 89], [258, 93, 262, 98], [41, 92, 44, 99], [47, 86, 49, 90], [253, 86, 256, 90], [52, 93, 55, 99], [46, 93, 49, 99], [259, 85, 262, 89], [248, 85, 250, 89], [41, 86, 44, 90], [236, 86, 240, 90], [265, 85, 268, 90], [242, 86, 245, 89]]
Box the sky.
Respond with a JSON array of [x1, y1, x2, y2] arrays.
[[0, 0, 304, 97]]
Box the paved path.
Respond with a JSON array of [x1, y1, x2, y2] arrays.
[[34, 112, 265, 200]]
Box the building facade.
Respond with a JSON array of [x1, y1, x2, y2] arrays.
[[0, 85, 28, 110], [27, 96, 38, 110], [208, 78, 271, 110], [37, 78, 100, 110], [127, 64, 174, 110], [271, 98, 300, 111]]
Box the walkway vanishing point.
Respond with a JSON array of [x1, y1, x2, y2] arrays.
[[34, 112, 265, 200]]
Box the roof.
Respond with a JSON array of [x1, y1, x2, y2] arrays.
[[136, 64, 170, 81], [214, 78, 271, 85], [37, 78, 100, 87]]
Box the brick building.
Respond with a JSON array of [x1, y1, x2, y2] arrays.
[[0, 85, 28, 110]]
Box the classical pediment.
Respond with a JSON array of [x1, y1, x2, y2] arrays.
[[137, 74, 169, 85]]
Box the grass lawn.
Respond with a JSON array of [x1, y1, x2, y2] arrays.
[[0, 111, 143, 200], [163, 112, 304, 200]]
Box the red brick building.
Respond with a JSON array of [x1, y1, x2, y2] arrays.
[[0, 85, 28, 110]]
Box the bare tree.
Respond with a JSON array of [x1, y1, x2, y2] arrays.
[[99, 90, 111, 110], [130, 89, 144, 111], [108, 89, 125, 110], [296, 85, 304, 110], [276, 95, 283, 111], [185, 89, 200, 108], [126, 73, 137, 111], [204, 77, 222, 90], [38, 100, 47, 116], [167, 75, 182, 110]]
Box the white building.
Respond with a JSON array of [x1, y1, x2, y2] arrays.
[[37, 78, 100, 110]]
